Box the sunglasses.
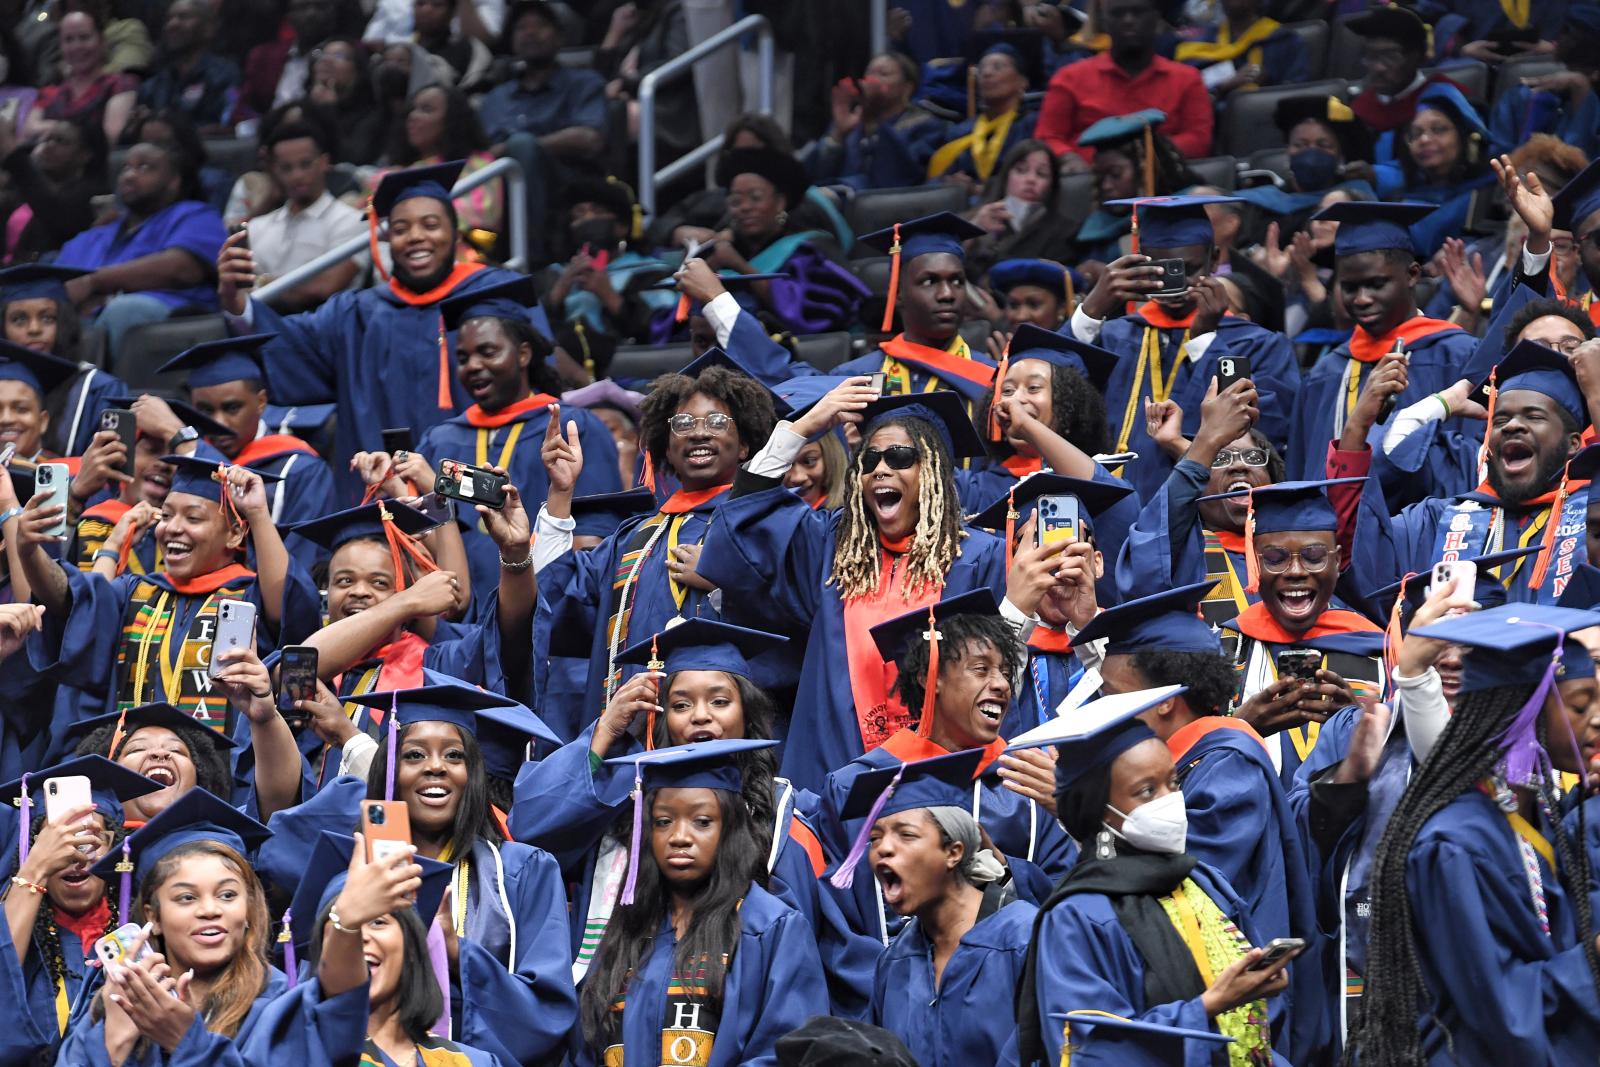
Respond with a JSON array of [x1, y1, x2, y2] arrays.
[[861, 444, 919, 472]]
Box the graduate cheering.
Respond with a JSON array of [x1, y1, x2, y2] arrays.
[[575, 740, 829, 1067], [700, 385, 1009, 790], [216, 161, 525, 498]]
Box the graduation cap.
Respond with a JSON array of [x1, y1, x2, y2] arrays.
[[1195, 478, 1362, 593], [291, 500, 437, 550], [1273, 95, 1370, 160], [417, 668, 559, 778], [714, 146, 809, 208], [989, 258, 1081, 306], [1346, 4, 1430, 52], [1071, 580, 1220, 657], [570, 487, 658, 519], [370, 160, 465, 219], [100, 395, 231, 440], [868, 588, 1002, 745], [1558, 561, 1600, 610], [0, 339, 80, 398], [828, 748, 987, 890], [1102, 195, 1240, 253], [1005, 685, 1186, 789], [71, 701, 241, 755], [615, 618, 788, 748], [1486, 338, 1588, 431], [0, 755, 160, 874], [1054, 1012, 1233, 1064], [771, 375, 855, 447], [1568, 441, 1600, 482], [859, 390, 989, 460], [605, 738, 779, 903], [969, 470, 1135, 571], [156, 334, 275, 390], [857, 212, 986, 332], [998, 322, 1119, 396], [773, 1016, 919, 1067], [1310, 200, 1434, 257], [163, 452, 283, 505], [286, 829, 451, 954], [1078, 109, 1166, 152], [89, 787, 270, 923], [1555, 158, 1600, 235], [437, 275, 540, 332], [0, 263, 88, 303], [1367, 544, 1542, 613]]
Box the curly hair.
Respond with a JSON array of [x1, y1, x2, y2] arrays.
[[1508, 133, 1588, 187], [1504, 298, 1595, 348], [980, 362, 1111, 459], [892, 612, 1024, 725], [638, 365, 777, 480], [75, 722, 232, 801], [830, 415, 966, 601], [1127, 649, 1239, 717]]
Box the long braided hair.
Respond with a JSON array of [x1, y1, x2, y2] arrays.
[[1346, 683, 1600, 1066], [830, 415, 965, 601], [28, 810, 125, 1002]]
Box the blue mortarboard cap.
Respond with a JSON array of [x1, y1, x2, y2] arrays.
[[1559, 562, 1600, 610], [1077, 109, 1166, 150], [288, 830, 451, 951], [70, 702, 240, 752], [838, 748, 986, 821], [290, 501, 437, 551], [0, 263, 87, 303], [1415, 82, 1489, 143], [868, 588, 1001, 663], [0, 755, 160, 827], [1367, 544, 1543, 610], [438, 275, 539, 332], [570, 487, 658, 519], [1412, 603, 1600, 694], [1568, 442, 1600, 482], [1555, 157, 1600, 236], [678, 347, 791, 415], [1102, 195, 1239, 250], [347, 678, 528, 737], [1003, 323, 1120, 393], [858, 211, 986, 264], [1072, 580, 1220, 656], [99, 395, 230, 440], [605, 738, 778, 794], [968, 470, 1134, 532], [1494, 340, 1587, 427], [156, 334, 275, 389], [616, 617, 788, 679], [860, 390, 989, 459], [1006, 686, 1186, 790], [1053, 1012, 1233, 1063], [89, 787, 270, 885], [370, 160, 467, 218], [164, 453, 283, 502], [1311, 200, 1434, 257], [417, 668, 560, 777], [0, 339, 79, 397], [989, 258, 1081, 301], [1198, 477, 1362, 535]]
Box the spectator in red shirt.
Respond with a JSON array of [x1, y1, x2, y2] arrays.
[[1034, 0, 1213, 163]]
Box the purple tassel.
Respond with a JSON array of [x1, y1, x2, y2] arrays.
[[280, 910, 298, 989], [619, 765, 644, 907], [829, 765, 904, 890], [425, 918, 452, 1038], [1500, 654, 1561, 788], [16, 774, 28, 868], [385, 691, 398, 802], [117, 840, 132, 919]]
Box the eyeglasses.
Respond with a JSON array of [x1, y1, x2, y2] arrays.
[[668, 412, 733, 436], [1575, 230, 1600, 252], [861, 444, 919, 472], [1545, 337, 1586, 355], [1210, 448, 1269, 469], [1551, 237, 1578, 256], [1256, 544, 1332, 574], [1404, 123, 1454, 143]]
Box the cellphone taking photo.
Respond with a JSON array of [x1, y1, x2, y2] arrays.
[[208, 599, 257, 679], [436, 459, 508, 510], [277, 645, 318, 726], [1428, 559, 1476, 603], [33, 462, 71, 541], [381, 427, 414, 455], [44, 775, 92, 826], [1154, 258, 1189, 297], [1247, 936, 1306, 971], [1216, 355, 1251, 393], [100, 408, 137, 479], [1035, 493, 1080, 548], [362, 801, 412, 863], [94, 922, 149, 967]]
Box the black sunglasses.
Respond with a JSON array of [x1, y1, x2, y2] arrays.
[[861, 444, 919, 472]]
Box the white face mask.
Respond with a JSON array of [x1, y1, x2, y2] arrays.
[[1105, 790, 1188, 855]]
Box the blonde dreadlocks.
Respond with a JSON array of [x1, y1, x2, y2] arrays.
[[829, 416, 966, 600]]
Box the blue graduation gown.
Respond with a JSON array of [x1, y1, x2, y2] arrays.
[[1029, 860, 1283, 1067], [1092, 315, 1300, 503], [1009, 636, 1084, 738], [1405, 789, 1600, 1065], [233, 978, 382, 1067], [571, 884, 829, 1067], [247, 267, 523, 501], [0, 903, 102, 1065], [698, 484, 1010, 791], [871, 893, 1037, 1067], [1113, 456, 1256, 614], [1285, 321, 1476, 486], [56, 366, 130, 458], [53, 969, 291, 1067], [1493, 84, 1600, 160]]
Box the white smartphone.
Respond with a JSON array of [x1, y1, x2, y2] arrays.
[[1428, 559, 1476, 602], [94, 922, 149, 967], [33, 462, 70, 540], [44, 775, 92, 824], [208, 599, 257, 679]]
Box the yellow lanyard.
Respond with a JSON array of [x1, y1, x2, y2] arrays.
[[1498, 0, 1530, 28], [1167, 882, 1217, 985], [1343, 359, 1363, 422], [1215, 542, 1251, 616], [474, 422, 524, 471], [53, 972, 68, 1034], [451, 854, 471, 937], [1115, 326, 1189, 454], [130, 591, 170, 704], [155, 592, 219, 703], [665, 515, 693, 610]]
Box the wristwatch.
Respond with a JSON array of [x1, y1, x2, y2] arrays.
[[168, 426, 200, 451]]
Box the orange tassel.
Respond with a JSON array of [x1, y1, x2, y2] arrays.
[[109, 708, 129, 761], [436, 314, 452, 410], [881, 223, 902, 334], [674, 292, 691, 323], [378, 500, 438, 592], [1382, 573, 1415, 683], [1530, 469, 1569, 590], [1477, 368, 1497, 482], [1243, 488, 1260, 594], [989, 337, 1011, 442], [1550, 258, 1569, 304], [216, 464, 246, 531], [1004, 488, 1017, 574], [367, 197, 390, 283], [639, 451, 656, 492], [917, 605, 940, 739]]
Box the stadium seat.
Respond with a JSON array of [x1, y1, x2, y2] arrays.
[[557, 46, 598, 70], [1326, 13, 1367, 81], [199, 136, 259, 180], [1189, 156, 1239, 192], [851, 256, 892, 296], [1244, 149, 1292, 188], [1491, 56, 1565, 111], [793, 331, 854, 372], [1218, 78, 1350, 157], [113, 314, 229, 393], [1056, 171, 1096, 233], [844, 184, 968, 237], [1280, 20, 1331, 82], [1426, 62, 1489, 103], [608, 343, 696, 385]]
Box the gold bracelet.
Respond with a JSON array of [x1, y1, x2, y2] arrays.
[[11, 876, 45, 896], [327, 907, 357, 934]]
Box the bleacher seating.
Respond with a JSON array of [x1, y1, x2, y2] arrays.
[[844, 184, 968, 238], [1281, 20, 1331, 82], [114, 314, 228, 393], [1427, 61, 1489, 103], [1218, 78, 1350, 157], [792, 331, 854, 372], [609, 342, 696, 383]]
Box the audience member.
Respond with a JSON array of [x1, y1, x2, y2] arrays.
[[305, 38, 388, 165], [965, 139, 1077, 280], [377, 85, 500, 240], [247, 121, 367, 310], [1347, 5, 1461, 145], [801, 51, 945, 192], [134, 0, 243, 134], [23, 8, 136, 148], [927, 44, 1034, 191], [1174, 0, 1309, 95], [364, 0, 504, 47], [0, 117, 110, 262], [237, 0, 360, 119], [412, 0, 494, 90]]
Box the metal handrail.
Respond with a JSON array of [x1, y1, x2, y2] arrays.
[[254, 155, 528, 303], [870, 0, 887, 56], [637, 14, 773, 217]]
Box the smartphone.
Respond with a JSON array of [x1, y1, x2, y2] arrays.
[[0, 442, 19, 468], [94, 922, 149, 967], [381, 427, 414, 455], [1374, 339, 1408, 425], [362, 800, 412, 863], [100, 408, 137, 479], [1276, 648, 1322, 684], [276, 645, 318, 726], [33, 462, 71, 541], [868, 371, 886, 397], [208, 599, 257, 679], [1035, 493, 1080, 548], [230, 222, 252, 290], [1155, 258, 1189, 297], [581, 243, 611, 272], [44, 775, 92, 825], [1215, 355, 1251, 393], [1428, 559, 1476, 601], [436, 459, 508, 510], [1247, 936, 1306, 971]]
